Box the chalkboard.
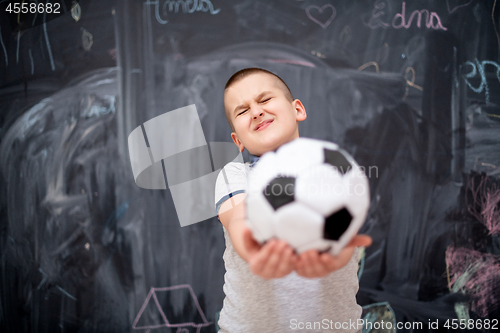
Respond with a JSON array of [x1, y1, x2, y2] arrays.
[[1, 0, 500, 332]]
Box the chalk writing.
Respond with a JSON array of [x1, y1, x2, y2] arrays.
[[403, 67, 423, 101], [367, 1, 447, 31], [361, 302, 397, 331], [339, 25, 352, 46], [377, 42, 390, 64], [81, 95, 116, 118], [145, 0, 220, 25], [358, 61, 380, 73], [465, 171, 500, 235], [71, 1, 81, 22], [1, 13, 59, 74], [269, 59, 315, 67], [446, 0, 473, 14], [446, 246, 500, 317], [366, 0, 390, 29], [0, 26, 7, 66], [16, 31, 20, 64], [392, 2, 447, 30], [82, 28, 93, 51], [493, 0, 500, 49], [56, 285, 77, 301], [463, 59, 500, 104], [29, 48, 34, 75], [43, 14, 55, 71], [133, 284, 212, 333], [306, 4, 336, 29], [310, 50, 326, 59]]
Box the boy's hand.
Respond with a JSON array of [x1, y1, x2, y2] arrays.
[[243, 228, 297, 280], [295, 235, 372, 278]]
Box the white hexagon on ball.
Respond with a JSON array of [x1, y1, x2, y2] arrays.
[[276, 137, 336, 175], [246, 194, 278, 243], [273, 201, 325, 252], [295, 164, 345, 216]]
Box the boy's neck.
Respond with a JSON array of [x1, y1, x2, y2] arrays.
[[248, 152, 260, 164]]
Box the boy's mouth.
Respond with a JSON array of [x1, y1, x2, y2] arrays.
[[254, 119, 273, 131]]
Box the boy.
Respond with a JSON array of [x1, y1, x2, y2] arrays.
[[215, 68, 372, 332]]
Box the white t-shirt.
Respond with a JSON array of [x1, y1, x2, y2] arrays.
[[214, 160, 362, 333]]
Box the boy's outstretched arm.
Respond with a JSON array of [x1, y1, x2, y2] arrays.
[[295, 235, 372, 278], [218, 193, 297, 279]]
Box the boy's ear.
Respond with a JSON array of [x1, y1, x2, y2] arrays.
[[231, 132, 245, 152], [293, 99, 307, 122]]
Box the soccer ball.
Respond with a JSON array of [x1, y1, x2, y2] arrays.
[[246, 138, 370, 255]]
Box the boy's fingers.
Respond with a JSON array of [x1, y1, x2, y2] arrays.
[[320, 253, 337, 271], [283, 247, 297, 274], [252, 239, 283, 277], [297, 251, 333, 278], [295, 254, 307, 276], [347, 235, 372, 248], [326, 246, 356, 271], [299, 251, 317, 277], [296, 241, 363, 278], [310, 252, 328, 276], [250, 239, 276, 274], [275, 247, 296, 277], [261, 236, 368, 278], [263, 240, 288, 276]]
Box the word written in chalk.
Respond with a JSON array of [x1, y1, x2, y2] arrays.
[[367, 0, 447, 31], [463, 59, 500, 104], [144, 0, 220, 24]]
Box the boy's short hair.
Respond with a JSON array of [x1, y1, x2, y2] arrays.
[[224, 68, 294, 131]]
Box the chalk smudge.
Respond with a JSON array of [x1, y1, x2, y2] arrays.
[[446, 246, 500, 317], [465, 172, 500, 235]]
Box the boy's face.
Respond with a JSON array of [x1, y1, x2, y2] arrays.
[[224, 73, 307, 156]]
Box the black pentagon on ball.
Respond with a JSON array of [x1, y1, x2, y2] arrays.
[[323, 148, 352, 175], [263, 176, 296, 210], [323, 207, 352, 241]]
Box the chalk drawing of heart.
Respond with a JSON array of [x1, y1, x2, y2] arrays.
[[446, 0, 474, 14], [306, 4, 336, 29]]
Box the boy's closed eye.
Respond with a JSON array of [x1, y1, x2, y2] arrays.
[[235, 97, 273, 117], [236, 99, 270, 116]]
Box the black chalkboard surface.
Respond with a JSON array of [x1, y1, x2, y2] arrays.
[[1, 0, 500, 332]]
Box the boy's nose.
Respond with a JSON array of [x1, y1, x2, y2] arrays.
[[251, 106, 265, 119], [253, 111, 264, 119]]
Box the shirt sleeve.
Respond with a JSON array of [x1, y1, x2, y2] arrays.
[[214, 162, 248, 216]]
